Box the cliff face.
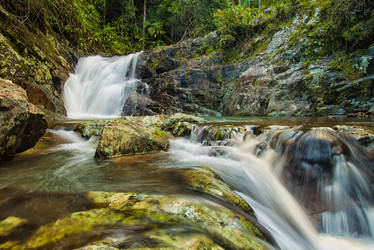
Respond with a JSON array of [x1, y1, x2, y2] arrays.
[[137, 4, 374, 117], [0, 4, 77, 114]]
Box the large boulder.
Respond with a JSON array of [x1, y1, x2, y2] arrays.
[[0, 79, 47, 161], [95, 120, 169, 159]]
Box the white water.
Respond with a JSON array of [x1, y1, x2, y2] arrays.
[[63, 53, 144, 119], [168, 135, 374, 250]]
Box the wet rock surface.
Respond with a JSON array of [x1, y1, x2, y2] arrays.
[[95, 120, 169, 159], [0, 79, 47, 161], [88, 113, 205, 159]]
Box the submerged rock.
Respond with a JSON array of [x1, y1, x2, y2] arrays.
[[95, 120, 169, 159], [0, 216, 28, 237], [5, 189, 266, 249], [0, 79, 47, 161], [23, 208, 126, 249], [86, 191, 266, 249], [181, 168, 254, 214]]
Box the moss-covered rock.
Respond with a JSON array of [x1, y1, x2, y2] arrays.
[[86, 191, 266, 249], [162, 113, 205, 136], [5, 189, 265, 249], [181, 168, 254, 214], [0, 79, 47, 161], [95, 120, 169, 159], [24, 208, 126, 249], [0, 216, 28, 237]]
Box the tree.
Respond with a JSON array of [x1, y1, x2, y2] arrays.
[[143, 0, 147, 49]]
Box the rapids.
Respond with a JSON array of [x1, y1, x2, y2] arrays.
[[169, 125, 374, 249], [1, 121, 374, 249]]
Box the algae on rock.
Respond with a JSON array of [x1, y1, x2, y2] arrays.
[[95, 120, 169, 159]]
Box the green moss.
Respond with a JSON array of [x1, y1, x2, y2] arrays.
[[153, 128, 169, 137], [86, 191, 265, 249]]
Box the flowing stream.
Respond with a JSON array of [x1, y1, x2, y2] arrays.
[[1, 121, 374, 249], [2, 53, 374, 249]]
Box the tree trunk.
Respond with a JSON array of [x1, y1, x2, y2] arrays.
[[130, 0, 136, 29], [143, 0, 147, 49]]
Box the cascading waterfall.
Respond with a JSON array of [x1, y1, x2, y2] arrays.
[[168, 126, 374, 249], [63, 52, 146, 119]]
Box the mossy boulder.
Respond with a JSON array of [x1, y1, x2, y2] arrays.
[[95, 120, 169, 159], [0, 79, 47, 161], [162, 113, 205, 136]]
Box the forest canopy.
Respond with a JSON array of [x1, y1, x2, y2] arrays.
[[0, 0, 372, 57]]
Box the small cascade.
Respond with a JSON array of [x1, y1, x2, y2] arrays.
[[171, 124, 374, 249], [63, 53, 148, 119]]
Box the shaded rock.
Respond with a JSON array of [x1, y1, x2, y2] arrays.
[[0, 79, 47, 161], [0, 216, 28, 237], [95, 120, 169, 159]]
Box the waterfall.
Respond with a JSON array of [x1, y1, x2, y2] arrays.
[[63, 53, 146, 119]]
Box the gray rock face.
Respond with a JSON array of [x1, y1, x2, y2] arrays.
[[137, 26, 373, 117], [0, 79, 47, 161]]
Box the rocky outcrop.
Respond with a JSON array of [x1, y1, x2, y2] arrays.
[[136, 14, 373, 117], [0, 79, 47, 161], [137, 32, 247, 116], [0, 4, 77, 114]]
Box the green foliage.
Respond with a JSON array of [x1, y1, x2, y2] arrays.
[[213, 3, 291, 50], [152, 0, 230, 42], [293, 0, 374, 56], [214, 6, 260, 48]]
